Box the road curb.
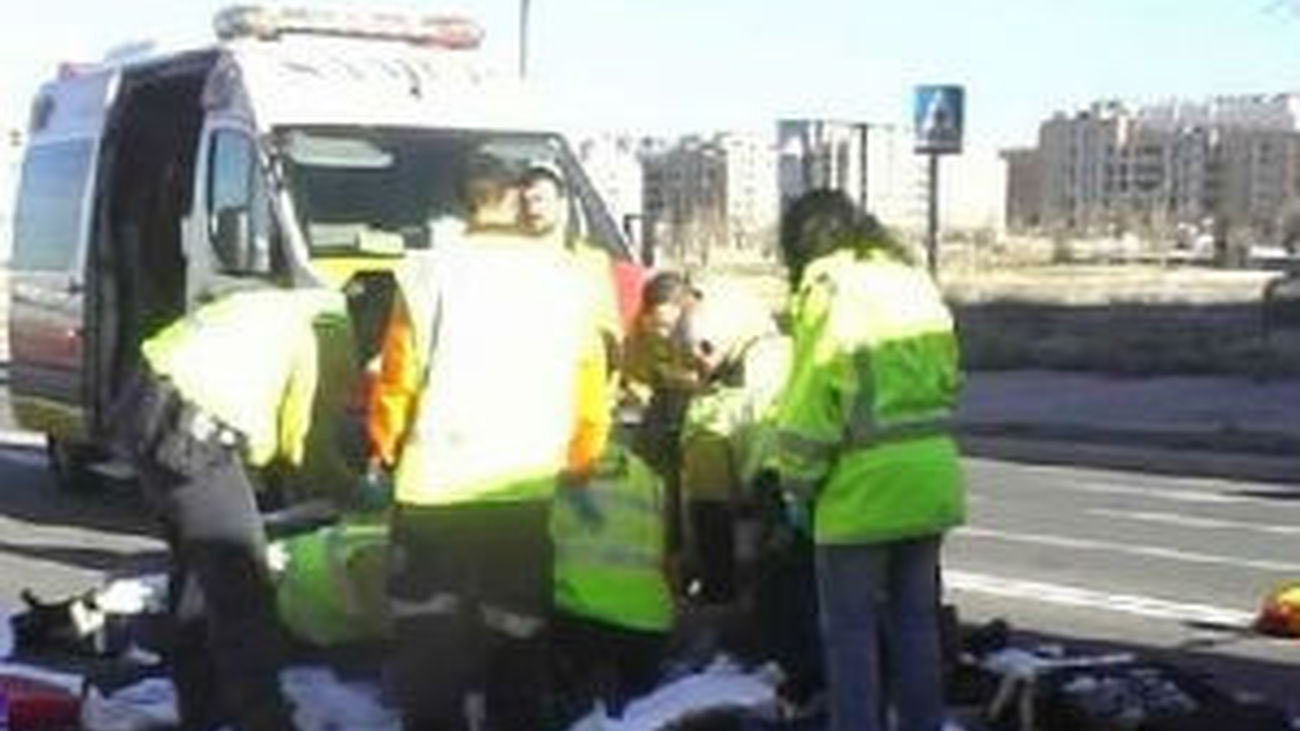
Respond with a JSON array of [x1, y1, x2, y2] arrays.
[[959, 433, 1300, 485]]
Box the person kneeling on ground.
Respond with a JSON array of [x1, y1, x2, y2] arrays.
[[551, 435, 675, 725]]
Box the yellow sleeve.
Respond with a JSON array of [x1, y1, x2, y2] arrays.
[[767, 278, 853, 496], [567, 326, 611, 479], [276, 314, 322, 468]]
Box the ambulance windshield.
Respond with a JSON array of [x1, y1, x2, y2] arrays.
[[276, 126, 627, 259]]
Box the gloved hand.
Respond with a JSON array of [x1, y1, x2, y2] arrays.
[[355, 465, 393, 512], [782, 495, 812, 534], [559, 484, 603, 529]]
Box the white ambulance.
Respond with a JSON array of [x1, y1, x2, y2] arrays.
[[8, 6, 638, 489]]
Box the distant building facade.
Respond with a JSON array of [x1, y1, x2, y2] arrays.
[[1006, 94, 1300, 242], [641, 132, 778, 264], [575, 133, 643, 238], [777, 119, 925, 232]]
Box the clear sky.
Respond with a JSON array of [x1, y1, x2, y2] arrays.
[[1, 1, 1298, 228], [3, 0, 1298, 148]]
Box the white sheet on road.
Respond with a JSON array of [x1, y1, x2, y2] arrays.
[[80, 659, 782, 731]]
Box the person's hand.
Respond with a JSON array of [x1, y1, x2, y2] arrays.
[[782, 495, 812, 534], [559, 483, 603, 529], [355, 464, 393, 512]]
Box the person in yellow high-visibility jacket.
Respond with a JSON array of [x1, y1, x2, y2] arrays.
[[367, 157, 610, 731], [111, 286, 346, 731], [763, 190, 965, 731], [550, 437, 674, 722]]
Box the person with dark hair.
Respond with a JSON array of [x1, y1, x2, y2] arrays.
[[370, 154, 611, 730], [519, 163, 569, 244], [764, 189, 965, 731], [623, 271, 703, 559]]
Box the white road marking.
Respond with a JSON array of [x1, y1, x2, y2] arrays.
[[1088, 508, 1300, 537], [956, 526, 1300, 573], [945, 570, 1256, 627], [986, 478, 1295, 507], [0, 446, 47, 469], [0, 430, 46, 449]]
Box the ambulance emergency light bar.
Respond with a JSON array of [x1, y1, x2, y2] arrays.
[[214, 5, 484, 50]]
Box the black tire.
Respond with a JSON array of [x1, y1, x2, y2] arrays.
[[45, 436, 102, 492]]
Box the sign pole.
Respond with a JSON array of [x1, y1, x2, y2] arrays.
[[926, 152, 939, 277], [914, 84, 962, 278], [858, 122, 869, 213]]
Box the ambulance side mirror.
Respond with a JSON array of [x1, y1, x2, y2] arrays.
[[622, 213, 654, 267]]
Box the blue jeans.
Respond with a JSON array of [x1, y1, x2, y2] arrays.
[[816, 537, 944, 731]]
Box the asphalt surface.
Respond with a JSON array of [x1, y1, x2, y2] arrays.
[[1, 434, 1296, 719], [0, 438, 163, 605], [948, 457, 1300, 719]]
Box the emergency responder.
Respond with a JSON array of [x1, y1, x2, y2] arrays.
[[764, 190, 965, 731], [110, 285, 346, 731], [519, 163, 628, 348], [369, 156, 610, 731], [550, 434, 674, 724], [676, 280, 786, 604], [623, 271, 703, 566], [519, 163, 570, 246]]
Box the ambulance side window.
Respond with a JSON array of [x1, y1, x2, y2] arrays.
[[12, 140, 94, 272], [207, 130, 278, 277]]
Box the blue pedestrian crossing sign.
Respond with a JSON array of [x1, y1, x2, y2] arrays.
[[914, 85, 964, 155]]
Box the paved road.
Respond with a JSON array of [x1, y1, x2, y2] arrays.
[[948, 457, 1300, 717], [0, 430, 1296, 718], [0, 439, 162, 606]]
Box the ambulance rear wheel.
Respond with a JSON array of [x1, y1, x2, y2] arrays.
[[46, 436, 101, 492]]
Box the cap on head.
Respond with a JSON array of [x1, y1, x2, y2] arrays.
[[520, 159, 566, 194]]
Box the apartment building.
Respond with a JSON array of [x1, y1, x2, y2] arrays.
[[1007, 94, 1300, 242]]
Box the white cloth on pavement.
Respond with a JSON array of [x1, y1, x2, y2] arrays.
[[81, 678, 179, 731], [281, 666, 401, 731], [75, 653, 967, 731], [94, 576, 168, 615], [82, 668, 403, 731], [567, 657, 780, 731]]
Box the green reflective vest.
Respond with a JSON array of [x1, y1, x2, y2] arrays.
[[274, 517, 391, 646], [142, 287, 345, 468], [768, 249, 965, 545], [551, 445, 674, 633], [681, 335, 792, 499]]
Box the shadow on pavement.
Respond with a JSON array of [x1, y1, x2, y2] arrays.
[[0, 539, 165, 574], [0, 443, 156, 539], [1227, 487, 1300, 501]]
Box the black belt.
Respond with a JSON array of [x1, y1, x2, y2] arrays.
[[119, 372, 246, 476]]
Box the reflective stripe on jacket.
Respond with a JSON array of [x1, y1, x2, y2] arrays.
[[768, 249, 965, 545], [142, 288, 344, 468], [551, 445, 674, 633], [371, 239, 610, 506]]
